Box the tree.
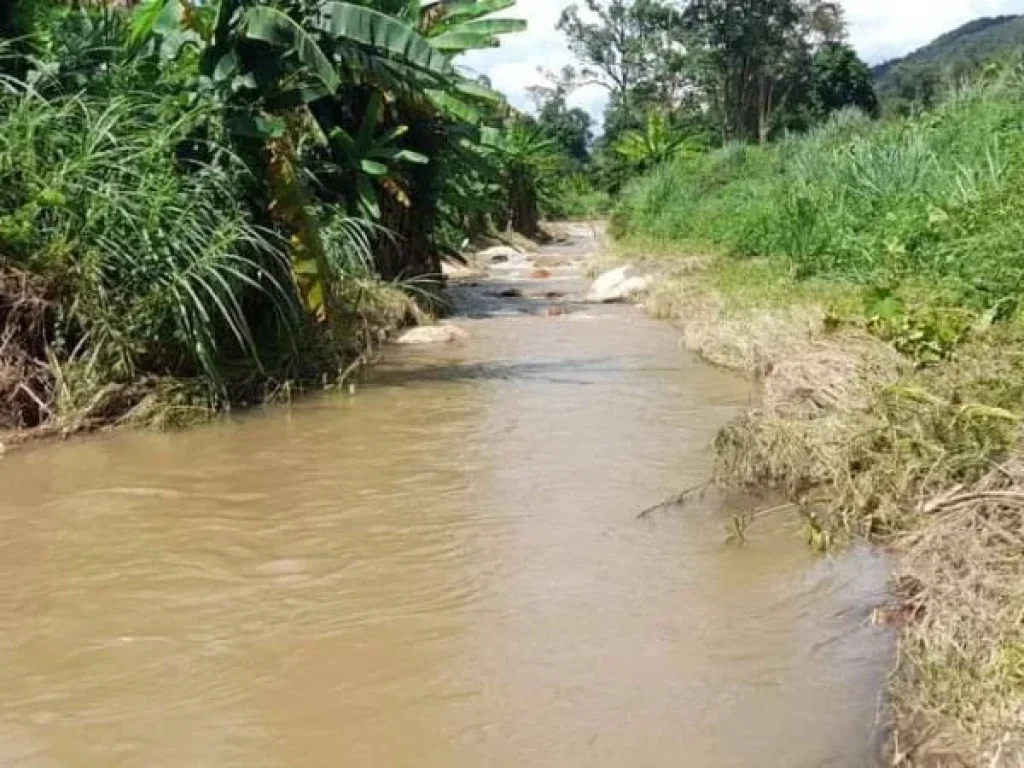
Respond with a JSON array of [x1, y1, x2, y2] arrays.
[[556, 0, 693, 142], [137, 0, 461, 316], [803, 0, 846, 46], [480, 121, 562, 237], [539, 104, 592, 164], [528, 68, 593, 164], [686, 0, 808, 144], [811, 42, 879, 119], [371, 0, 527, 278], [135, 0, 527, 289], [882, 63, 944, 115]]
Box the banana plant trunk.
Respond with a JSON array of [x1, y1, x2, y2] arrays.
[[507, 181, 539, 239], [266, 138, 335, 323], [376, 192, 440, 281], [373, 116, 445, 281]]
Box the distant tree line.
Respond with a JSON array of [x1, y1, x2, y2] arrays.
[[551, 0, 877, 152]]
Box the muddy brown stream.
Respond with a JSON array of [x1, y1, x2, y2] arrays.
[[0, 226, 893, 766]]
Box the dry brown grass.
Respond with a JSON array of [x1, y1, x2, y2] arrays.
[[643, 262, 1024, 767], [891, 457, 1024, 766], [0, 268, 53, 431]]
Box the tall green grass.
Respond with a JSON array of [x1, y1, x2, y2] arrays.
[[0, 88, 300, 397], [0, 77, 394, 428], [616, 69, 1024, 310], [546, 173, 612, 220]]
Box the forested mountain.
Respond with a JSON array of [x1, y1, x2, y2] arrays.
[[874, 14, 1024, 110]]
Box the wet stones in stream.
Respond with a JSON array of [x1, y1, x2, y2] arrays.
[[586, 265, 654, 304], [394, 325, 470, 345], [478, 245, 527, 265]]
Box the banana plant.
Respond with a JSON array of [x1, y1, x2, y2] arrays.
[[322, 91, 428, 219], [613, 112, 703, 170], [479, 121, 562, 237], [362, 0, 523, 123], [418, 0, 525, 54], [130, 0, 455, 320]]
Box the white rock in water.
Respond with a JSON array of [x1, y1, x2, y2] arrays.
[[586, 265, 654, 303], [441, 260, 484, 279], [394, 325, 469, 345]]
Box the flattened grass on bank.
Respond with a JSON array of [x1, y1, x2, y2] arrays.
[[615, 68, 1024, 766], [637, 256, 1024, 765]]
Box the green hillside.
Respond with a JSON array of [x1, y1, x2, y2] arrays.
[[874, 14, 1024, 110]]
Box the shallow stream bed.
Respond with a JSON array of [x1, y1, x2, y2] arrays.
[[0, 226, 893, 766]]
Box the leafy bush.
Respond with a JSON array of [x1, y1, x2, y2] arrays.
[[546, 173, 611, 220]]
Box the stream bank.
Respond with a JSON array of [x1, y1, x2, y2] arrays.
[[620, 242, 1024, 767]]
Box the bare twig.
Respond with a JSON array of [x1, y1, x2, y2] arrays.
[[922, 490, 1024, 515], [637, 481, 712, 519]]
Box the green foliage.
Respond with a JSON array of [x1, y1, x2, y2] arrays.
[[480, 120, 563, 236], [554, 0, 876, 196], [556, 0, 692, 145], [529, 70, 592, 165], [0, 0, 34, 45], [863, 287, 974, 365], [616, 72, 1024, 357], [547, 173, 611, 219], [811, 42, 878, 119], [613, 112, 703, 172], [0, 0, 534, 430], [322, 92, 428, 219], [687, 0, 807, 142], [0, 89, 300, 398]]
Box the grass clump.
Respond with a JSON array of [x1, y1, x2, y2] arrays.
[[616, 70, 1024, 766]]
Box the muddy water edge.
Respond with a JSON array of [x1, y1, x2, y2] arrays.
[[0, 224, 894, 766]]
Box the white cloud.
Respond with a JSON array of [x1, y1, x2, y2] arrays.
[[463, 0, 1024, 125], [460, 1, 606, 119]]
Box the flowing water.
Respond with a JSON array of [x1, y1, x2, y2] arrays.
[[0, 226, 893, 767]]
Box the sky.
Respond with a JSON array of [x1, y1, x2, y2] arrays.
[[462, 0, 1024, 124]]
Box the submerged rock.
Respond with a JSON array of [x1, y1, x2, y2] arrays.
[[394, 325, 469, 345], [479, 245, 523, 264], [586, 265, 654, 303], [489, 288, 523, 299]]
